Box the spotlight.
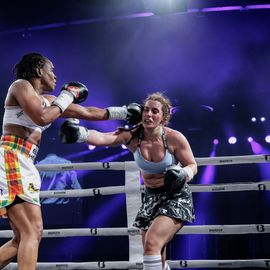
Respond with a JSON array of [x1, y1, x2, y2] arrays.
[[247, 137, 253, 142], [228, 136, 237, 144], [213, 139, 219, 145], [121, 144, 127, 149], [88, 145, 96, 150], [265, 135, 270, 143], [143, 0, 187, 15], [260, 117, 266, 122], [251, 117, 256, 122]]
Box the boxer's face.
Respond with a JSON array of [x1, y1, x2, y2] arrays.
[[142, 100, 164, 128], [39, 59, 57, 91]]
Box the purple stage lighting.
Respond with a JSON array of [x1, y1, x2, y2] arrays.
[[213, 139, 219, 145], [247, 137, 253, 143], [202, 6, 242, 12], [260, 117, 266, 122], [170, 106, 179, 114], [250, 140, 263, 154], [228, 136, 237, 144], [265, 135, 270, 143]]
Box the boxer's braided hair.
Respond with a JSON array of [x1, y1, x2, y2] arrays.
[[13, 52, 48, 80]]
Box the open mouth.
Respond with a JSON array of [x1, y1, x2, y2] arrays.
[[144, 119, 153, 124]]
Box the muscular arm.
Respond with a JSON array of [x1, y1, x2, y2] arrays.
[[9, 80, 111, 127], [172, 130, 198, 176], [86, 129, 131, 147], [9, 80, 62, 126], [61, 103, 108, 121]]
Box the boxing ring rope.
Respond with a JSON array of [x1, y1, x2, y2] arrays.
[[35, 154, 270, 172], [1, 224, 270, 238], [29, 180, 270, 199], [4, 259, 270, 269], [2, 155, 270, 269]]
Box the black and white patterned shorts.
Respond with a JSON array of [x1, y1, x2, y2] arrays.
[[133, 184, 195, 230]]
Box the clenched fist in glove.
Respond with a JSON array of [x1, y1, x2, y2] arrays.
[[52, 82, 88, 113], [126, 103, 144, 125], [59, 118, 89, 143], [164, 165, 193, 197], [107, 103, 143, 125], [61, 82, 88, 104]]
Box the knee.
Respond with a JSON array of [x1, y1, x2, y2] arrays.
[[11, 235, 20, 248], [22, 221, 43, 243], [30, 223, 43, 243], [8, 227, 21, 248], [143, 237, 161, 254], [34, 222, 43, 243]]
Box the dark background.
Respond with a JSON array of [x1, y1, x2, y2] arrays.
[[0, 0, 270, 269]]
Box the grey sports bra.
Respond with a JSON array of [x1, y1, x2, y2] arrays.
[[2, 96, 52, 133], [133, 128, 178, 174]]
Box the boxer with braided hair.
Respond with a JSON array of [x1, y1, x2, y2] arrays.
[[0, 52, 141, 270]]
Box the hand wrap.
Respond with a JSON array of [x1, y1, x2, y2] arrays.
[[107, 103, 143, 125], [52, 82, 88, 113]]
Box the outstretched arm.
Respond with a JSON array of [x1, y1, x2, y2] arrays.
[[44, 95, 109, 121], [60, 102, 143, 124], [61, 104, 109, 121], [87, 129, 127, 146], [59, 118, 131, 147]]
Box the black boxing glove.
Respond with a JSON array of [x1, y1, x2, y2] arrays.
[[164, 165, 193, 197], [61, 82, 88, 104], [126, 103, 143, 125], [59, 118, 89, 143], [52, 82, 88, 113], [107, 103, 143, 125]]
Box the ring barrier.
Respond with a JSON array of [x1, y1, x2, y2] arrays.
[[4, 259, 270, 269], [35, 154, 270, 172], [35, 180, 270, 199], [2, 155, 270, 269], [1, 224, 270, 238]]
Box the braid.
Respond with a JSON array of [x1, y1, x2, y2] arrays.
[[13, 52, 48, 80]]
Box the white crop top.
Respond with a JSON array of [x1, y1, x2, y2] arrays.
[[3, 96, 52, 133]]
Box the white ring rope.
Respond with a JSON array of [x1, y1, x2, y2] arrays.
[[190, 181, 270, 192], [5, 259, 270, 269], [39, 180, 270, 199], [195, 154, 270, 166], [35, 154, 270, 171], [40, 185, 127, 198], [0, 224, 269, 238], [36, 161, 125, 171]]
